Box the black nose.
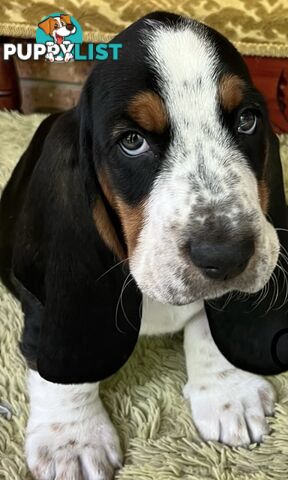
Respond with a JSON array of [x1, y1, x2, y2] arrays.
[[66, 23, 74, 31], [190, 237, 255, 280]]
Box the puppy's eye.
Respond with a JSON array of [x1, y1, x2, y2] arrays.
[[237, 109, 257, 135], [119, 133, 150, 156]]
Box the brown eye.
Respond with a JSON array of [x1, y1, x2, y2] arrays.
[[237, 109, 257, 135], [119, 132, 150, 156], [54, 23, 58, 29]]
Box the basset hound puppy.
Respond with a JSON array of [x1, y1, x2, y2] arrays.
[[0, 11, 283, 480]]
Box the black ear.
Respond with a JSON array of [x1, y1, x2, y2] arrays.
[[205, 126, 288, 375], [9, 109, 142, 384]]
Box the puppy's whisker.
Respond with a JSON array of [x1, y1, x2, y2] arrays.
[[138, 298, 143, 320], [96, 258, 129, 282], [115, 273, 137, 333], [251, 281, 269, 310], [278, 243, 288, 264], [273, 259, 288, 311], [120, 275, 137, 330], [265, 271, 278, 313], [206, 299, 225, 312], [206, 290, 235, 312], [115, 273, 131, 334], [279, 249, 288, 266], [222, 291, 234, 309], [252, 275, 272, 312]]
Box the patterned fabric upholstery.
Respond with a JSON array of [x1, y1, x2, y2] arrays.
[[0, 0, 287, 57]]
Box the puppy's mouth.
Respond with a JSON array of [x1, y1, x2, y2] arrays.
[[55, 33, 64, 44]]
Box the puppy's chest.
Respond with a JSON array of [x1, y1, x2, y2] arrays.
[[140, 295, 204, 336]]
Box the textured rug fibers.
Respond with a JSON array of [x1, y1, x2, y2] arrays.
[[1, 112, 288, 480]]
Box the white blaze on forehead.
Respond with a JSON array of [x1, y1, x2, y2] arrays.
[[144, 21, 258, 197], [145, 21, 219, 124]]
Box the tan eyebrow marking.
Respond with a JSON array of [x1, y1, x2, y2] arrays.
[[219, 74, 245, 112], [127, 91, 168, 134]]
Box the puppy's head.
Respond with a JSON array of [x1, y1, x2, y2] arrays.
[[81, 12, 282, 305], [38, 14, 76, 41]]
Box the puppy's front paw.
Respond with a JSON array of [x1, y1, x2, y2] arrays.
[[26, 411, 122, 480], [184, 371, 276, 447]]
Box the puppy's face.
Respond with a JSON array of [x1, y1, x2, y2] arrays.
[[90, 14, 279, 305]]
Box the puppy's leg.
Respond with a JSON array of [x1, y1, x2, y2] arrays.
[[26, 369, 122, 480], [183, 308, 276, 446]]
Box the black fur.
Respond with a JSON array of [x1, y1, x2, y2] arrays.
[[0, 12, 175, 383], [1, 11, 288, 385], [0, 106, 143, 383]]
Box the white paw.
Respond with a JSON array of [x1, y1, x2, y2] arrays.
[[184, 370, 276, 447], [26, 410, 122, 480]]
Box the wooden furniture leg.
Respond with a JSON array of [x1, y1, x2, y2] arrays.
[[0, 38, 21, 111], [245, 56, 288, 134]]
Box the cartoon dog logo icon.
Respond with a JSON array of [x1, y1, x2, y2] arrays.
[[38, 14, 76, 62]]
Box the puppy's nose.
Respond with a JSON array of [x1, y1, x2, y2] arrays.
[[190, 237, 255, 280], [66, 24, 74, 31]]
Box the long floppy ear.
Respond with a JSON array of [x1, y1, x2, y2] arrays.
[[38, 17, 53, 36], [205, 125, 288, 375], [12, 109, 142, 384], [60, 14, 72, 25]]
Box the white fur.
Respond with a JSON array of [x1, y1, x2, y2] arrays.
[[130, 20, 279, 305], [140, 294, 203, 335], [140, 297, 275, 445], [26, 299, 276, 478], [26, 370, 122, 480], [182, 307, 275, 445]]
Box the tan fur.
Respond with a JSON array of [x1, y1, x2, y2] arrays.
[[128, 91, 168, 133], [93, 198, 125, 260], [115, 199, 145, 256], [258, 179, 269, 214], [219, 74, 245, 112], [98, 169, 145, 256]]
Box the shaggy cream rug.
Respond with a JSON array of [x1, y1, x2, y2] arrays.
[[1, 111, 288, 480]]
